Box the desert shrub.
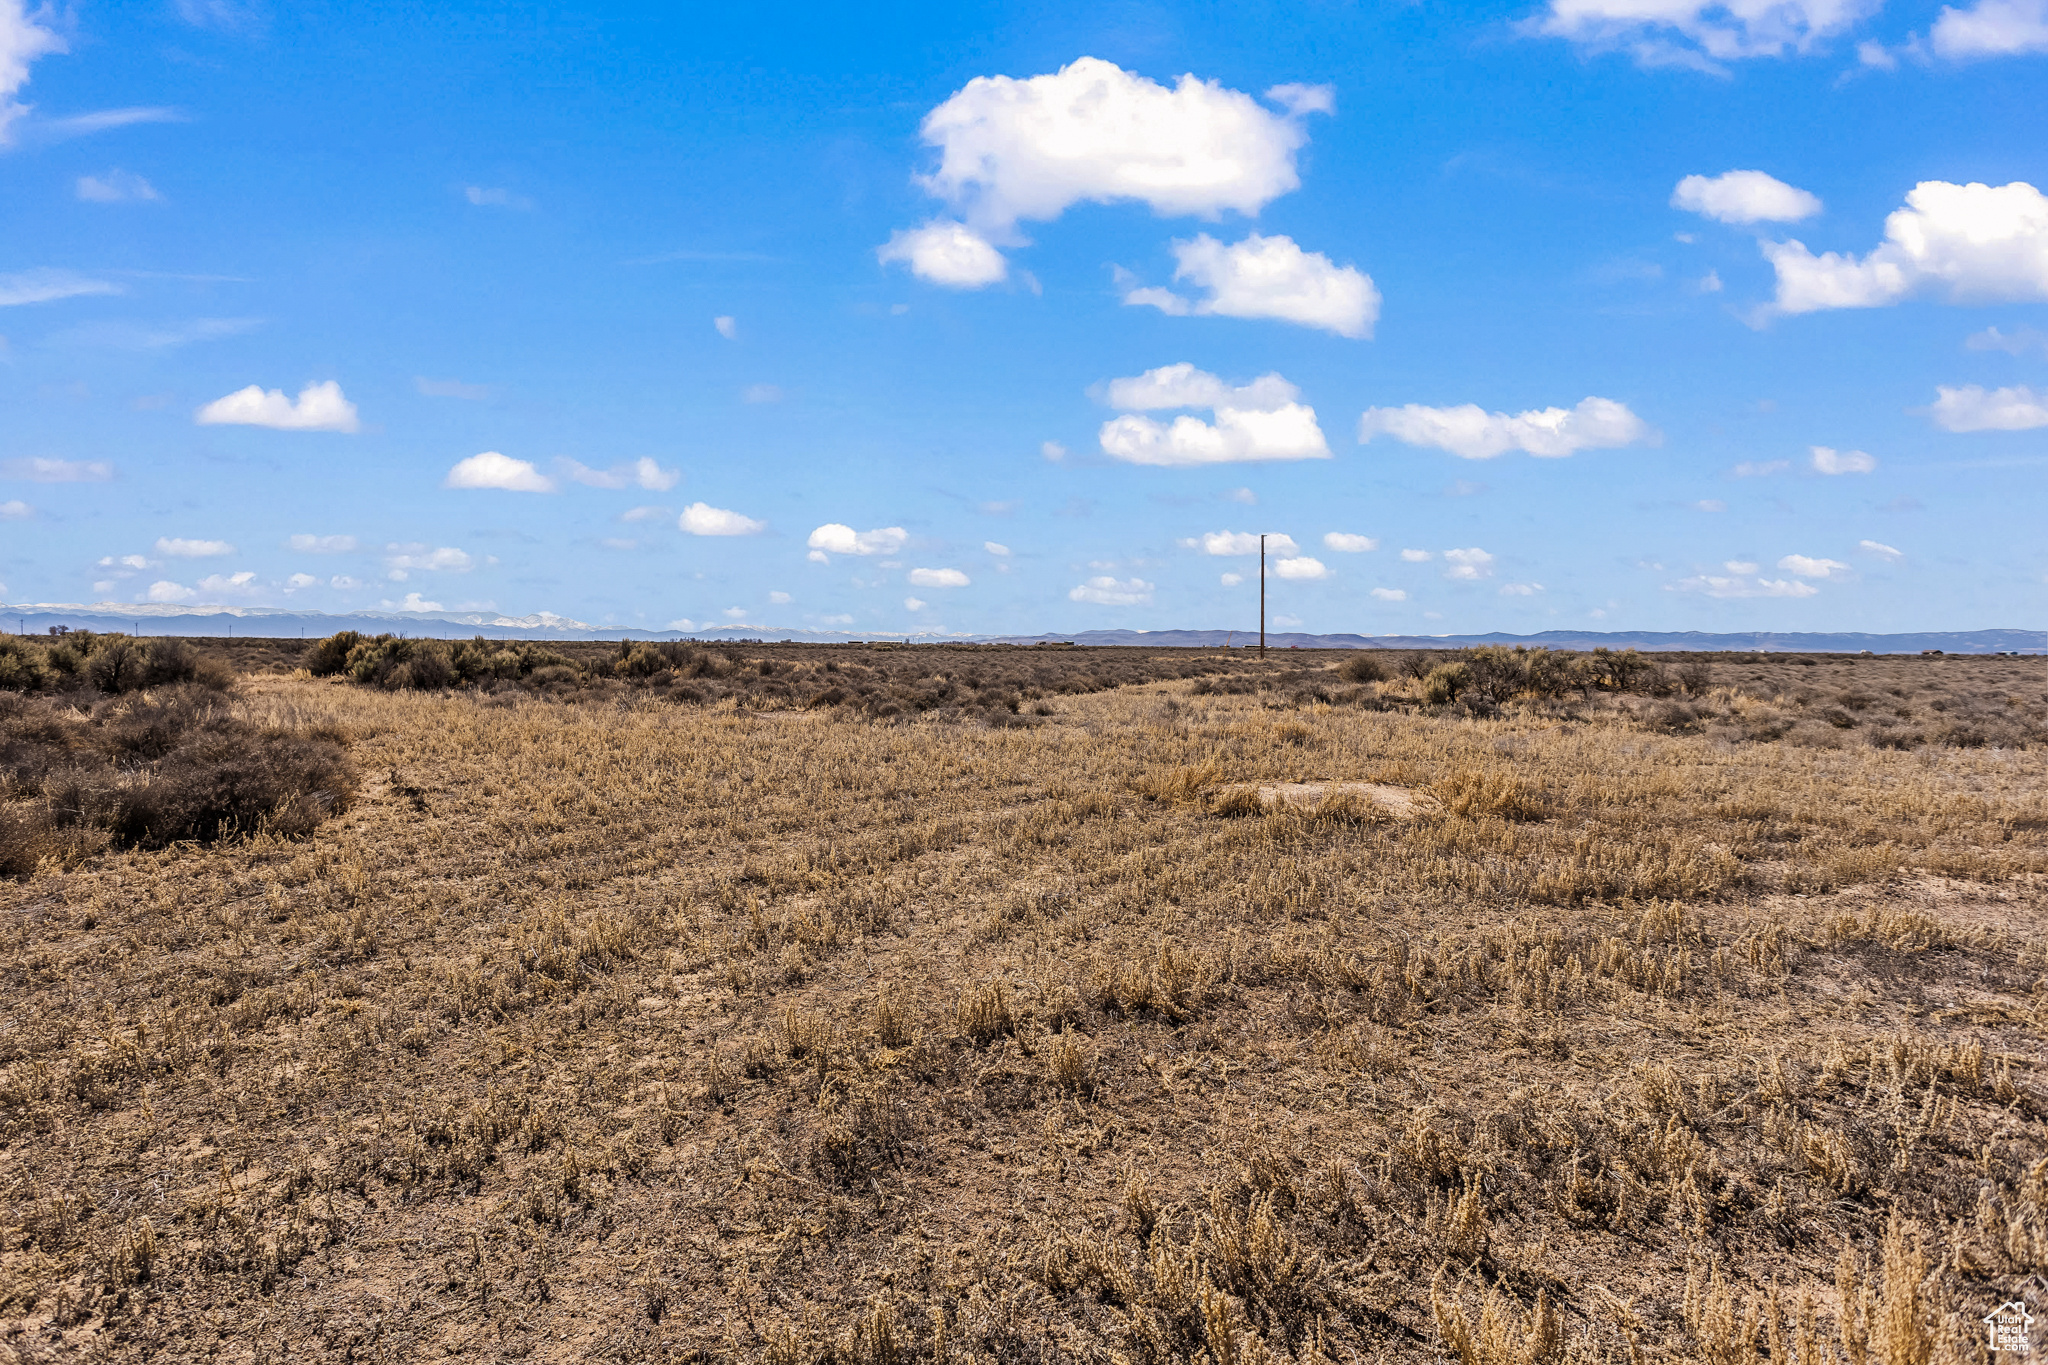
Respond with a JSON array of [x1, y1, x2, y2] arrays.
[[0, 638, 53, 693], [303, 630, 364, 676], [1422, 663, 1471, 705], [0, 633, 227, 696], [1340, 654, 1388, 684], [0, 687, 356, 873]]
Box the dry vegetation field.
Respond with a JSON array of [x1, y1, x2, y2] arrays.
[[1, 642, 2044, 1363]]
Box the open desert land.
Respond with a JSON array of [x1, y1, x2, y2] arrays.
[[1, 641, 2045, 1364]]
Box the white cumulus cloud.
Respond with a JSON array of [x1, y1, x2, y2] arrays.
[[0, 0, 63, 143], [808, 523, 908, 557], [196, 570, 257, 595], [903, 597, 926, 612], [1359, 396, 1651, 460], [1931, 0, 2048, 56], [1778, 553, 1850, 578], [197, 380, 360, 432], [1068, 575, 1154, 606], [680, 502, 767, 536], [1122, 233, 1379, 338], [1810, 445, 1877, 474], [0, 499, 26, 519], [1671, 573, 1820, 598], [155, 536, 233, 557], [1500, 582, 1544, 596], [1672, 170, 1821, 224], [912, 57, 1316, 235], [288, 533, 357, 553], [144, 580, 193, 603], [1273, 556, 1329, 580], [1526, 0, 1878, 69], [1400, 549, 1434, 562], [1927, 383, 2048, 431], [1179, 530, 1297, 556], [1443, 548, 1495, 581], [1323, 532, 1378, 552], [1371, 587, 1407, 602], [877, 220, 1009, 288], [714, 315, 737, 339], [1098, 363, 1328, 466], [984, 541, 1010, 556], [907, 566, 970, 587], [1220, 572, 1243, 586], [1764, 180, 2048, 315], [446, 451, 554, 492], [385, 544, 475, 573]]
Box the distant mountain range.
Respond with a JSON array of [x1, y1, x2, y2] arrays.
[[3, 603, 2042, 654]]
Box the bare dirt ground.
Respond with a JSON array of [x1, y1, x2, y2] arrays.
[[1, 655, 2043, 1363]]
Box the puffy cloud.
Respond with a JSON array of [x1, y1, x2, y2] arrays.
[[445, 451, 553, 492], [1400, 549, 1434, 562], [155, 536, 233, 558], [1859, 539, 1904, 559], [0, 0, 63, 142], [1, 456, 111, 482], [1931, 0, 2048, 56], [289, 533, 357, 553], [1220, 572, 1244, 586], [1810, 445, 1877, 474], [984, 541, 1010, 556], [0, 268, 119, 307], [390, 592, 445, 612], [330, 575, 362, 589], [415, 376, 491, 400], [1323, 532, 1377, 553], [285, 573, 319, 589], [1732, 459, 1790, 476], [913, 57, 1315, 234], [1098, 363, 1328, 466], [1670, 573, 1819, 598], [144, 580, 194, 603], [196, 570, 257, 594], [1778, 553, 1850, 578], [680, 502, 767, 536], [76, 168, 161, 203], [1443, 548, 1495, 581], [1228, 486, 1257, 504], [903, 597, 927, 612], [197, 380, 360, 432], [1525, 0, 1878, 68], [1273, 556, 1329, 580], [1122, 233, 1379, 338], [1180, 530, 1297, 557], [98, 554, 148, 571], [1500, 582, 1545, 596], [877, 220, 1009, 288], [1672, 170, 1821, 224], [385, 545, 475, 573], [1068, 575, 1154, 606], [714, 315, 737, 339], [907, 566, 970, 587], [1764, 181, 2048, 314], [1927, 383, 2048, 431], [1725, 560, 1761, 573], [808, 523, 908, 556], [559, 456, 680, 491], [1359, 396, 1651, 460], [768, 590, 792, 604], [1371, 587, 1407, 602], [1040, 440, 1067, 462], [0, 499, 28, 519]]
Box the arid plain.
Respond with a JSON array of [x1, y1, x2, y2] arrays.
[[1, 641, 2043, 1363]]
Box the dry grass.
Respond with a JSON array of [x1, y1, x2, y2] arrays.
[[0, 654, 2043, 1362]]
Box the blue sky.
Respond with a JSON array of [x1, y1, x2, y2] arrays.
[[2, 0, 2045, 636]]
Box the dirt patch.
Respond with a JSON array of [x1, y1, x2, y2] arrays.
[[1239, 780, 1441, 817]]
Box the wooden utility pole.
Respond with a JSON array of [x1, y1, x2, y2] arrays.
[[1259, 533, 1266, 658]]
